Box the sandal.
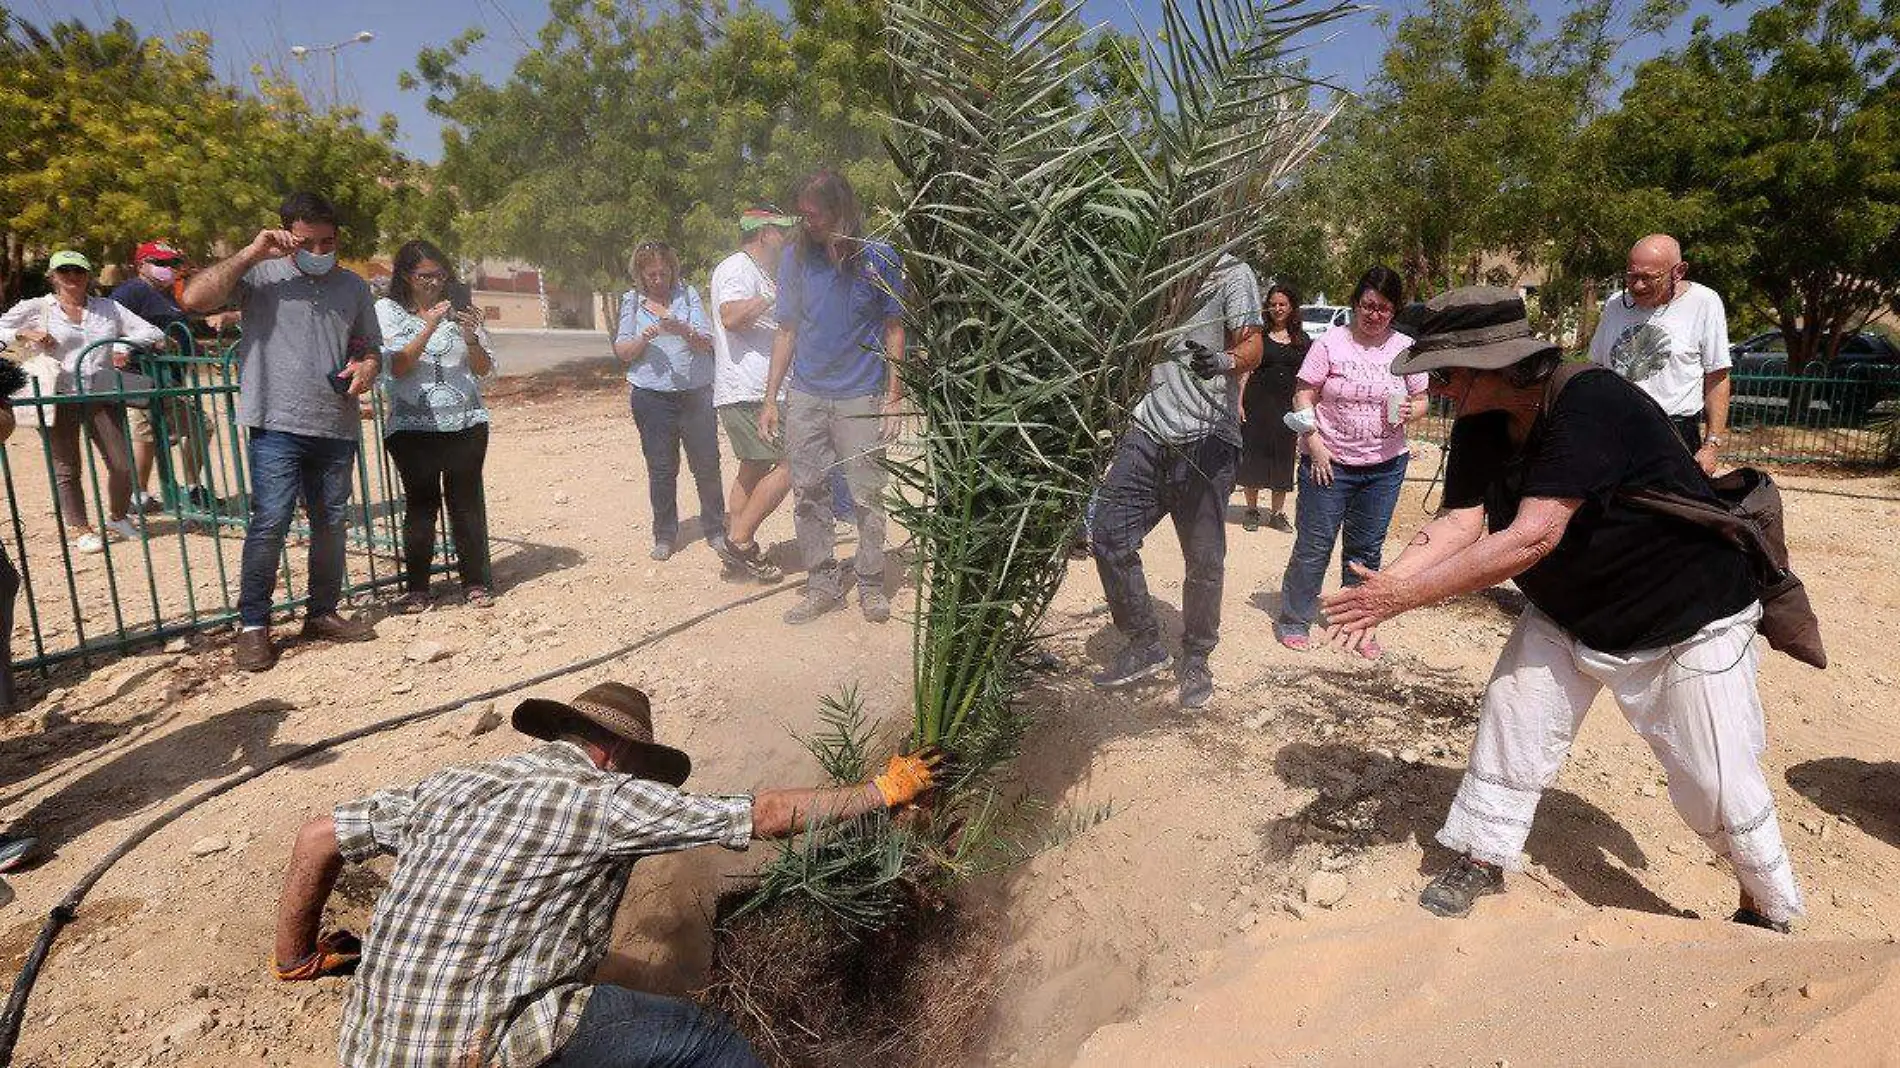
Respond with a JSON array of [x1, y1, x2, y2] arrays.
[[1357, 636, 1384, 660], [1242, 508, 1261, 532], [1277, 632, 1310, 652], [464, 585, 496, 609], [394, 591, 431, 615]]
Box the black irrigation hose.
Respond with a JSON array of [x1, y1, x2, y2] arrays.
[[0, 580, 800, 1067]]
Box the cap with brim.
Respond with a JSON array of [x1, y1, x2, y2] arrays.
[[1389, 285, 1559, 376], [48, 251, 91, 273], [135, 241, 182, 264], [739, 210, 798, 233], [512, 681, 691, 786]]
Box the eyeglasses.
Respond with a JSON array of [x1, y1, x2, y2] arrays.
[[1427, 368, 1454, 387], [410, 270, 450, 282], [1355, 301, 1394, 316], [51, 267, 89, 276], [146, 258, 182, 268], [1624, 269, 1672, 285]]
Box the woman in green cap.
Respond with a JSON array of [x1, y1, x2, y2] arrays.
[[0, 250, 166, 553]]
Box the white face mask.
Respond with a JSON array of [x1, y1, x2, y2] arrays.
[[294, 249, 337, 276], [145, 265, 176, 286]]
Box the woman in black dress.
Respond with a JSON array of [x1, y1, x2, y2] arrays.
[[1236, 283, 1309, 531]]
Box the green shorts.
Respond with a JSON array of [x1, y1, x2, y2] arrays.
[[718, 401, 782, 463]]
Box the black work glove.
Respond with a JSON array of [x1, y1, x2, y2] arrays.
[[1185, 339, 1235, 380]]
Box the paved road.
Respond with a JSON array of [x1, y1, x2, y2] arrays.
[[488, 328, 618, 377]]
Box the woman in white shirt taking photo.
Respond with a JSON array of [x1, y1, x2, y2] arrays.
[[375, 240, 497, 612], [0, 250, 165, 554]]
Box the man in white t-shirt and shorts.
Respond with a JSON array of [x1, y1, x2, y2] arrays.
[[707, 207, 798, 582], [1588, 233, 1732, 475]]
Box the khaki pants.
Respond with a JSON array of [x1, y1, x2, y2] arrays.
[[784, 390, 886, 601], [40, 402, 134, 525]]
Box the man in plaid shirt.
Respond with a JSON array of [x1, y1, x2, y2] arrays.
[[271, 681, 939, 1067]]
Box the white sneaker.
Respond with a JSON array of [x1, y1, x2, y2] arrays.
[[131, 491, 163, 515], [104, 517, 142, 541], [74, 532, 105, 554]]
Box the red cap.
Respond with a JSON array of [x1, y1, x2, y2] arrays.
[[135, 241, 182, 264]]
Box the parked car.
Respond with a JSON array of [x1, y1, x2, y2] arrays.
[[1300, 304, 1350, 331], [1728, 330, 1900, 426]]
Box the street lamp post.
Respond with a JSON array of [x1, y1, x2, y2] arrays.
[[289, 30, 375, 106]]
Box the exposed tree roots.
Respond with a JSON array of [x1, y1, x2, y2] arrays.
[[702, 891, 1000, 1068]]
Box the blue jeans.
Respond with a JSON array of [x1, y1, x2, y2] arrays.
[[545, 985, 763, 1068], [1276, 452, 1409, 636], [239, 429, 359, 628], [630, 386, 726, 547]]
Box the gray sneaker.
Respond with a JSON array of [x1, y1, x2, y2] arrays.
[[1092, 642, 1171, 688], [859, 587, 891, 623], [650, 542, 673, 562], [1418, 855, 1504, 918], [783, 592, 844, 625], [1177, 655, 1214, 708]]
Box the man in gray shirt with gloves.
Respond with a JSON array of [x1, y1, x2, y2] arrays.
[[183, 191, 383, 672], [1089, 253, 1263, 708]]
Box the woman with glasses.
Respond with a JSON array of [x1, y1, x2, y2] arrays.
[[1236, 283, 1309, 532], [0, 251, 164, 554], [613, 241, 724, 561], [376, 240, 498, 611], [1274, 265, 1426, 656]]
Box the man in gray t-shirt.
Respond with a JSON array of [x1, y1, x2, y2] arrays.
[[1090, 254, 1263, 709], [182, 191, 383, 672]]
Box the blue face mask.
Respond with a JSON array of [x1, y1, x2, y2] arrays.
[[294, 249, 337, 276]]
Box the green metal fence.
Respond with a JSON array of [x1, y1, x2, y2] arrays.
[[3, 328, 467, 677], [1412, 366, 1900, 468]]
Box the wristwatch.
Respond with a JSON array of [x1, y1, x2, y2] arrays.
[[1703, 435, 1724, 447]]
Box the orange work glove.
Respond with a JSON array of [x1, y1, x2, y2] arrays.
[[272, 930, 362, 981], [873, 747, 944, 807]]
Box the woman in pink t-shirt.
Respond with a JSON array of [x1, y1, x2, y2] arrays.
[[1275, 267, 1427, 657]]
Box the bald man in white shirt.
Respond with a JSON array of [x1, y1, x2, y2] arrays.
[[1588, 234, 1732, 475]]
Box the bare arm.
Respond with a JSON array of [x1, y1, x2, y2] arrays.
[[758, 326, 797, 439], [274, 816, 344, 966], [882, 318, 906, 406], [1699, 369, 1731, 472], [720, 296, 773, 331], [1377, 506, 1489, 582], [182, 229, 293, 313], [1323, 496, 1582, 632], [751, 783, 887, 840], [0, 405, 16, 442], [1226, 324, 1263, 375]]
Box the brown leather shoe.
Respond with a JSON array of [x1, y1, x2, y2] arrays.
[[233, 628, 277, 672], [300, 612, 377, 644]]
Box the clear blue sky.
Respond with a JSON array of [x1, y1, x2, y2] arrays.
[[31, 0, 1753, 161]]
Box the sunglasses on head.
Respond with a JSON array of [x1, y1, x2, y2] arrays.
[[636, 241, 672, 253]]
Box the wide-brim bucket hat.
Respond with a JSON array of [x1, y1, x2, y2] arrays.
[[513, 681, 691, 786], [1390, 285, 1559, 376]]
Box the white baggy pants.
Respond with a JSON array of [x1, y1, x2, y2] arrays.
[[1436, 601, 1804, 923]]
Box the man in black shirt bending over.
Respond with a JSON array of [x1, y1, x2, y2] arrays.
[[1320, 286, 1802, 933]]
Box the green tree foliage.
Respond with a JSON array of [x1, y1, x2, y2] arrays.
[[1606, 0, 1900, 368], [405, 0, 901, 294], [0, 9, 410, 302]]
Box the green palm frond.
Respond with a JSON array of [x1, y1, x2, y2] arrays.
[[744, 0, 1353, 928]]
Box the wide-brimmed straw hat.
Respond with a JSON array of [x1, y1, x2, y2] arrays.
[[513, 682, 691, 786], [1390, 286, 1559, 376]]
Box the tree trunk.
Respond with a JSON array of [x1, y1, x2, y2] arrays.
[[1578, 276, 1599, 352]]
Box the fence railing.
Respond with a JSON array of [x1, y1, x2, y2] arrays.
[[3, 328, 467, 679], [1412, 365, 1900, 468]]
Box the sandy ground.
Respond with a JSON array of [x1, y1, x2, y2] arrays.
[[0, 358, 1897, 1067]]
